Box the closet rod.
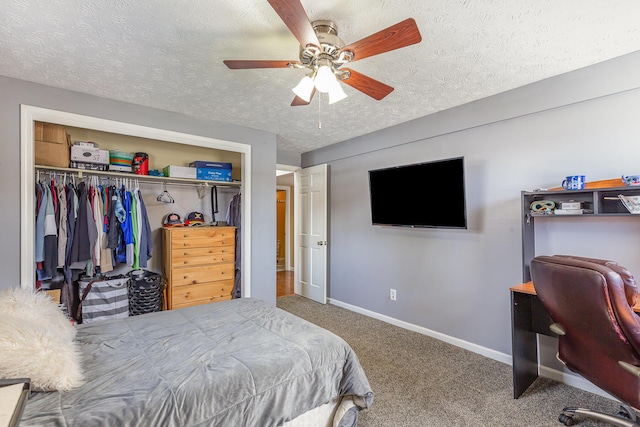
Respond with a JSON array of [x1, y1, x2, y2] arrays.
[[34, 165, 241, 189]]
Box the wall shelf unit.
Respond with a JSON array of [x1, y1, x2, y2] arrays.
[[35, 165, 241, 188], [521, 185, 640, 282]]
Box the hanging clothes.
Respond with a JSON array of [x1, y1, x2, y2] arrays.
[[135, 188, 153, 269], [227, 192, 242, 298], [35, 182, 47, 263], [34, 171, 154, 291], [43, 182, 58, 279], [91, 180, 104, 271], [107, 185, 121, 250], [63, 183, 77, 284], [114, 186, 128, 265], [122, 187, 134, 267], [99, 185, 114, 274], [57, 182, 68, 268], [69, 182, 92, 266], [131, 189, 139, 269]]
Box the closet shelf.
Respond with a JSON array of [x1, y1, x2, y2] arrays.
[[35, 165, 241, 188]]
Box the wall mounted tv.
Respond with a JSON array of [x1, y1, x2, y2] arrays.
[[368, 156, 467, 229]]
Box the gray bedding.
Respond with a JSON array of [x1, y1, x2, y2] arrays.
[[21, 298, 373, 426]]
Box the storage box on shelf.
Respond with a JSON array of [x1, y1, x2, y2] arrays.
[[195, 168, 233, 182], [70, 145, 109, 165], [189, 161, 233, 182], [161, 226, 236, 309], [163, 165, 197, 179], [35, 122, 71, 168], [70, 145, 110, 171]]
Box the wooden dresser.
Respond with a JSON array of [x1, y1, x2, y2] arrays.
[[162, 226, 236, 309]]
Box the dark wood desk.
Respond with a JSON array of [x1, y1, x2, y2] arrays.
[[510, 282, 640, 398]]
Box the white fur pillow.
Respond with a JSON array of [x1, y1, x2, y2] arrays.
[[0, 288, 76, 342], [0, 288, 83, 391]]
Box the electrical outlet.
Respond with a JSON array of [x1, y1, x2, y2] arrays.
[[390, 289, 397, 301]]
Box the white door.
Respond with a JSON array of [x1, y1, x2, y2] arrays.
[[294, 164, 327, 304]]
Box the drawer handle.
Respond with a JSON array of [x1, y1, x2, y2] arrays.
[[183, 243, 190, 247], [183, 261, 188, 264], [192, 280, 197, 284]]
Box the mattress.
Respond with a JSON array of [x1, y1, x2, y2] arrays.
[[21, 298, 373, 426]]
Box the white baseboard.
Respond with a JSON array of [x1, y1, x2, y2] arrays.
[[328, 298, 618, 402], [538, 365, 616, 400]]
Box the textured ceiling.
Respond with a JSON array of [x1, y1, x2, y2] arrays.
[[1, 1, 640, 155]]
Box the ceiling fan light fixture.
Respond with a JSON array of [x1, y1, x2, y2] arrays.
[[328, 80, 347, 104], [292, 75, 315, 102], [313, 64, 335, 93]]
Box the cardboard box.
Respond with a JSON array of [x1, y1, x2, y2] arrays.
[[35, 122, 70, 167], [189, 161, 233, 170], [195, 167, 233, 182], [163, 165, 197, 179], [70, 145, 109, 165]]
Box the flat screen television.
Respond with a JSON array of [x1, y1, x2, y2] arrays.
[[368, 157, 467, 229]]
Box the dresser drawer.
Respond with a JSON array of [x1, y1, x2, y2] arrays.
[[170, 246, 235, 267], [171, 294, 233, 310], [170, 263, 234, 286], [170, 280, 234, 307], [169, 228, 235, 249]]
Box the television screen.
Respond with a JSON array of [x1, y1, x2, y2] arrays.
[[368, 157, 467, 229]]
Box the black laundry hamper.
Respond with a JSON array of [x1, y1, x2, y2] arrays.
[[128, 270, 164, 316]]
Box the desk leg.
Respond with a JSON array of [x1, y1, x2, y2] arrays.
[[511, 291, 539, 398]]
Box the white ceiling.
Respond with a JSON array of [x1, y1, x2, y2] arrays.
[[1, 1, 639, 155]]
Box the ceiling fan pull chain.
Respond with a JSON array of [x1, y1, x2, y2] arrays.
[[318, 92, 322, 129]]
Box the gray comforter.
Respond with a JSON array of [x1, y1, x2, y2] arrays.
[[22, 298, 373, 426]]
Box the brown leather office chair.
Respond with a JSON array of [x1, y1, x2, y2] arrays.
[[530, 255, 640, 426]]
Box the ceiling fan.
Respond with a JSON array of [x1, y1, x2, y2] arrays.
[[223, 0, 422, 106]]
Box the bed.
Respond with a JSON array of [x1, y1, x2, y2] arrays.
[[1, 293, 373, 427]]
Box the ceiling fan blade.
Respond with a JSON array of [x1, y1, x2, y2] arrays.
[[291, 88, 316, 106], [267, 0, 320, 48], [341, 68, 394, 100], [223, 60, 299, 69], [339, 18, 422, 62]]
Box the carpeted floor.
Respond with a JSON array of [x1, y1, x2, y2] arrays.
[[277, 295, 627, 427]]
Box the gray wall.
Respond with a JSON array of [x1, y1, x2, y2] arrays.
[[276, 150, 301, 167], [0, 76, 277, 304], [302, 51, 640, 359]]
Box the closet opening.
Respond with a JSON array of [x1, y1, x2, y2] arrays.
[[20, 105, 252, 297]]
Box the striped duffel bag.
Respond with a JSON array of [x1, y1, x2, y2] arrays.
[[76, 275, 130, 324]]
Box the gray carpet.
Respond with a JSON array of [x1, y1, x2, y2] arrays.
[[277, 295, 627, 427]]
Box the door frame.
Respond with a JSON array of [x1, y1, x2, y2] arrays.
[[20, 105, 253, 295], [276, 185, 292, 271]]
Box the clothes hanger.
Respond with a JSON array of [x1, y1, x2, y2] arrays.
[[197, 182, 209, 200], [157, 183, 174, 203]]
